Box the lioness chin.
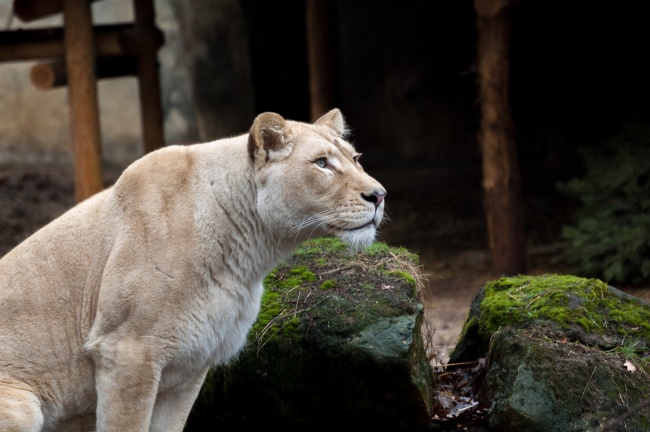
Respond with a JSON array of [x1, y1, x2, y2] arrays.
[[0, 109, 385, 431]]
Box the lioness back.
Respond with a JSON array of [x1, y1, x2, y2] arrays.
[[0, 109, 386, 431]]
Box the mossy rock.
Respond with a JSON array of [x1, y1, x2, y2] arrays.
[[449, 274, 650, 431], [482, 328, 650, 432], [186, 238, 433, 431], [451, 274, 650, 363]]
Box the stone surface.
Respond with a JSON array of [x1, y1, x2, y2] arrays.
[[185, 238, 434, 431], [450, 275, 650, 432]]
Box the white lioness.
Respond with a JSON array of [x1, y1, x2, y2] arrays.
[[0, 109, 385, 431]]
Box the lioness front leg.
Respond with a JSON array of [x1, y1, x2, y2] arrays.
[[149, 366, 210, 432], [0, 384, 44, 431], [89, 337, 162, 431]]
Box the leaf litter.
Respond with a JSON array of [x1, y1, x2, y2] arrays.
[[431, 357, 489, 430]]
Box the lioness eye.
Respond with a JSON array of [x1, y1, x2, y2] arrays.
[[315, 158, 327, 168]]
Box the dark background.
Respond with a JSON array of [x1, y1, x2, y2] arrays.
[[3, 0, 650, 269], [188, 0, 649, 260]]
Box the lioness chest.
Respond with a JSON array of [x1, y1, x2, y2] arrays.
[[157, 276, 264, 390]]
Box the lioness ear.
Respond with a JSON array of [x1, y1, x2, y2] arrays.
[[248, 112, 291, 163], [314, 108, 347, 136]]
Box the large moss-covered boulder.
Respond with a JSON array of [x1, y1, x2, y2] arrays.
[[186, 238, 434, 431], [450, 274, 650, 432]]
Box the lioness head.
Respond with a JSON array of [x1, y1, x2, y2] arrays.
[[248, 108, 386, 251]]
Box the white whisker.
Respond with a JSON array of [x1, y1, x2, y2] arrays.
[[277, 209, 341, 247]]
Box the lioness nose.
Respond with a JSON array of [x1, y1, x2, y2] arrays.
[[361, 189, 386, 208]]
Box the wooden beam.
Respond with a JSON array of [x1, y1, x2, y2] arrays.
[[476, 7, 527, 275], [30, 56, 137, 90], [13, 0, 100, 22], [0, 24, 163, 62], [134, 0, 165, 154], [63, 0, 104, 202]]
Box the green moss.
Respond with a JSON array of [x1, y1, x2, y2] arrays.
[[263, 268, 279, 286], [386, 270, 416, 290], [320, 280, 336, 290], [253, 270, 310, 342], [608, 307, 650, 332], [478, 274, 650, 343], [363, 241, 393, 256], [252, 290, 283, 335], [364, 241, 419, 263], [367, 296, 400, 317], [457, 315, 478, 342], [254, 238, 422, 352], [281, 266, 316, 287], [291, 237, 348, 256]]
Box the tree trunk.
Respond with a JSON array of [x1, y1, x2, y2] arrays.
[[476, 8, 527, 275], [306, 0, 341, 122]]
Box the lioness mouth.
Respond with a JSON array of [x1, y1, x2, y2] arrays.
[[352, 220, 375, 231], [329, 220, 375, 232]]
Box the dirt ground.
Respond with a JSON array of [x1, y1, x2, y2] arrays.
[[1, 162, 648, 368]]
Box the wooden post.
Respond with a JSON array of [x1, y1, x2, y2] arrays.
[[475, 2, 527, 275], [63, 0, 104, 202], [134, 0, 165, 154], [306, 0, 341, 122]]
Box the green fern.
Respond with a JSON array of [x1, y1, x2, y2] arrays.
[[556, 118, 650, 285]]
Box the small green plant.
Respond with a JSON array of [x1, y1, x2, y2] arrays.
[[605, 339, 649, 372], [556, 118, 650, 285], [320, 280, 336, 290]]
